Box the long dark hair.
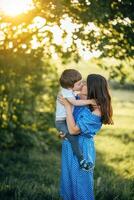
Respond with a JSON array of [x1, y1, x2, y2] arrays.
[[87, 74, 113, 125]]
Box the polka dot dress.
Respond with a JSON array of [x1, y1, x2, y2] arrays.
[[59, 106, 102, 200]]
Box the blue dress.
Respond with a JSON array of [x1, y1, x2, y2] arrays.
[[60, 106, 102, 200]]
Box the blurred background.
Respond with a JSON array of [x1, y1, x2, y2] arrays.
[[0, 0, 134, 199]]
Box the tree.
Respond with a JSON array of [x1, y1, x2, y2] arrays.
[[0, 0, 133, 149], [1, 0, 133, 59], [0, 49, 59, 149]]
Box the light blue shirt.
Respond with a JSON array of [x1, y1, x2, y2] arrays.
[[56, 88, 75, 120]]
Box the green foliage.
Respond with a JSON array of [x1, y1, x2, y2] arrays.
[[0, 0, 133, 82], [0, 51, 59, 149], [94, 57, 134, 84]]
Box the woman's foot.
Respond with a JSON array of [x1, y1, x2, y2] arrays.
[[80, 159, 94, 171]]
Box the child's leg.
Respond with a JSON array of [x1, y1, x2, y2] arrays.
[[65, 133, 84, 162], [55, 120, 84, 162], [55, 120, 94, 170], [55, 120, 68, 136]]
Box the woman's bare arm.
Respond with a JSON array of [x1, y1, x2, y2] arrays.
[[65, 105, 80, 135]]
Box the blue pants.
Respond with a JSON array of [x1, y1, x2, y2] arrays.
[[55, 120, 83, 162]]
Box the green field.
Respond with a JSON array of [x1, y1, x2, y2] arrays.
[[94, 89, 134, 199], [0, 88, 133, 200], [0, 61, 134, 200]]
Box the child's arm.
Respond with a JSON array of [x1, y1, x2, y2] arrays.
[[67, 98, 96, 106]]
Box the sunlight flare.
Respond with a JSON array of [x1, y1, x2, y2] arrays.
[[0, 0, 34, 16]]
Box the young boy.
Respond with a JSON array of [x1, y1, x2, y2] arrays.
[[55, 69, 95, 171]]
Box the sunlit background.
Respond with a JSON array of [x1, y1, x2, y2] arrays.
[[0, 0, 33, 16], [0, 0, 101, 60]]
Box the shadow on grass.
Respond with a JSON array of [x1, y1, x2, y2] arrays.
[[0, 146, 62, 200], [0, 145, 133, 200], [94, 150, 134, 200]]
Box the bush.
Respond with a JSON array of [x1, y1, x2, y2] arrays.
[[0, 52, 59, 150]]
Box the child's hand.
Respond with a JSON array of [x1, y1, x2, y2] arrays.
[[59, 132, 66, 139], [91, 99, 97, 106]]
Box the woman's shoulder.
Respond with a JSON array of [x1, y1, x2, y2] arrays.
[[75, 106, 102, 134]]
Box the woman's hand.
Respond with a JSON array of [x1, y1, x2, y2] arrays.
[[58, 95, 72, 108]]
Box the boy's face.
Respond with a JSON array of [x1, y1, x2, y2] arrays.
[[72, 79, 83, 91]]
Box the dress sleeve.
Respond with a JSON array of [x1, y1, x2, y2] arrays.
[[75, 107, 102, 136]]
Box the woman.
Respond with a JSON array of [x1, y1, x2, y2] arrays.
[[59, 74, 113, 200]]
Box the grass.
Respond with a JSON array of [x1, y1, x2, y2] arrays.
[[94, 89, 134, 200], [0, 87, 134, 199], [0, 36, 133, 199], [0, 148, 61, 200]]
